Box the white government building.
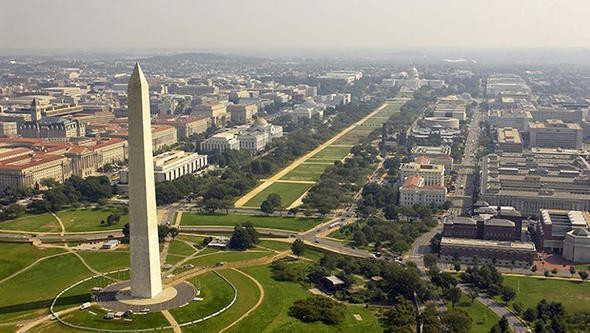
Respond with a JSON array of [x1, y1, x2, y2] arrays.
[[200, 118, 283, 153], [120, 150, 208, 184]]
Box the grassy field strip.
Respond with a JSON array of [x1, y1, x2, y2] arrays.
[[181, 213, 326, 232], [234, 103, 388, 208], [247, 101, 403, 207]]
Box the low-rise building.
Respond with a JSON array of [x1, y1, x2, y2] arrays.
[[443, 217, 478, 239], [20, 117, 86, 140], [433, 96, 466, 121], [537, 209, 590, 254], [152, 115, 209, 140], [0, 122, 17, 138], [192, 103, 228, 127], [497, 127, 523, 153], [480, 150, 590, 216], [563, 228, 590, 263], [119, 150, 208, 183], [440, 237, 536, 266], [423, 116, 460, 129], [0, 151, 72, 189], [199, 118, 282, 153], [399, 162, 444, 187], [399, 175, 446, 206], [227, 103, 257, 123], [200, 132, 239, 152], [110, 125, 177, 151], [529, 119, 583, 149]]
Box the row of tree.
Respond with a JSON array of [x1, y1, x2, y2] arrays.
[[302, 144, 378, 214]]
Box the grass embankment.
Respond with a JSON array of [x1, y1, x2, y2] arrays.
[[0, 254, 91, 322], [0, 243, 65, 281], [180, 269, 260, 332], [56, 208, 128, 232], [501, 275, 590, 313], [0, 207, 128, 233], [226, 264, 381, 333], [181, 213, 326, 232], [0, 212, 61, 233], [443, 292, 499, 333]]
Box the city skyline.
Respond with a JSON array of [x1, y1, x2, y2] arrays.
[[2, 0, 590, 54]]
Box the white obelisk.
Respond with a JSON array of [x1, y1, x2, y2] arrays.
[[128, 63, 162, 298]]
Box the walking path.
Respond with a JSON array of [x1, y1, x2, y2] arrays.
[[0, 251, 70, 284], [162, 310, 181, 333], [16, 306, 79, 333], [49, 210, 66, 235], [234, 103, 388, 208], [161, 210, 184, 264], [217, 268, 265, 333]]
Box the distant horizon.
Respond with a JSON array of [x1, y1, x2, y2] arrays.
[[2, 45, 590, 58], [2, 0, 590, 55]]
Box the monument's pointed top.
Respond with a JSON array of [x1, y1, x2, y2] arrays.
[[130, 62, 146, 85]]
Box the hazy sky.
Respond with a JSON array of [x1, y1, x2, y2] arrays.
[[2, 0, 589, 53]]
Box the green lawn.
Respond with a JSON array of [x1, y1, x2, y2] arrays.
[[0, 212, 61, 233], [300, 246, 332, 262], [501, 275, 590, 313], [243, 182, 313, 208], [56, 207, 129, 232], [257, 240, 293, 252], [76, 250, 130, 273], [334, 128, 375, 145], [169, 272, 234, 323], [181, 250, 272, 271], [177, 234, 205, 245], [164, 254, 187, 266], [181, 213, 326, 232], [52, 275, 113, 312], [226, 264, 382, 333], [307, 146, 351, 162], [443, 292, 499, 333], [0, 253, 91, 322], [181, 269, 260, 332], [59, 304, 170, 331], [0, 243, 66, 281], [281, 163, 331, 182], [168, 239, 198, 257]]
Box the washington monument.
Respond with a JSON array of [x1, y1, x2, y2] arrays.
[[127, 63, 163, 299]]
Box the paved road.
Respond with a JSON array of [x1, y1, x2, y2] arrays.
[[457, 284, 531, 333], [406, 223, 447, 311], [448, 106, 481, 216]]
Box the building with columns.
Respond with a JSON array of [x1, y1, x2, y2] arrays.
[[120, 150, 207, 184]]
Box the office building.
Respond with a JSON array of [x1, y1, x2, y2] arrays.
[[120, 150, 208, 183], [480, 150, 590, 216], [497, 127, 523, 153], [227, 103, 257, 123], [192, 103, 228, 127], [433, 96, 466, 121], [399, 162, 444, 187], [200, 132, 240, 152], [440, 237, 536, 266], [537, 209, 590, 255], [399, 175, 446, 206], [529, 119, 583, 149]]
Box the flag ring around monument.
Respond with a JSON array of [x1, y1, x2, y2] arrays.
[[49, 269, 238, 332]]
